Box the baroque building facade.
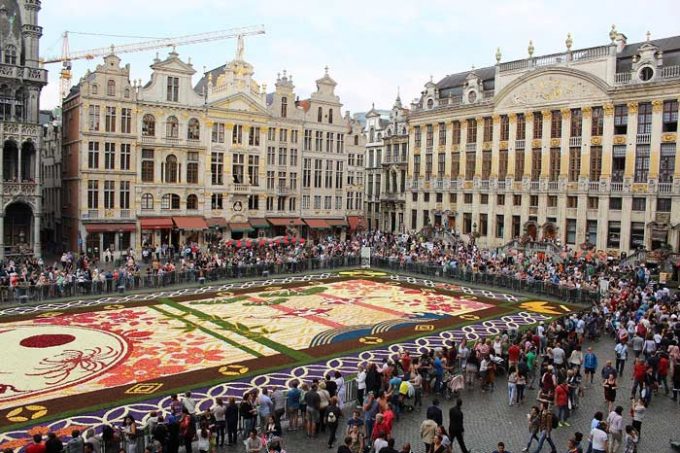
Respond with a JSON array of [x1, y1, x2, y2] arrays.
[[61, 42, 365, 258], [405, 29, 680, 255], [0, 0, 47, 258]]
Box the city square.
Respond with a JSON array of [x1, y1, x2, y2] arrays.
[[1, 0, 680, 453]]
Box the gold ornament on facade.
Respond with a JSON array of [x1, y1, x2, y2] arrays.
[[181, 111, 189, 119], [581, 106, 592, 119], [452, 144, 460, 152], [499, 141, 509, 150], [205, 120, 214, 127], [652, 100, 664, 113], [632, 183, 647, 193], [541, 109, 552, 119], [531, 139, 542, 148], [492, 114, 500, 123], [508, 113, 517, 123], [627, 102, 638, 113], [560, 107, 571, 118], [475, 116, 484, 122], [525, 112, 534, 121], [613, 135, 626, 145], [550, 138, 560, 147], [591, 136, 602, 145], [483, 141, 492, 151], [463, 181, 473, 190], [661, 133, 677, 143], [603, 104, 614, 116]]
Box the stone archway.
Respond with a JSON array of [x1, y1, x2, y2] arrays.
[[524, 220, 538, 241], [542, 222, 558, 241], [4, 202, 34, 256]]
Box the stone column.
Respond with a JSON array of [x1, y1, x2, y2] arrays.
[[649, 100, 664, 179], [624, 102, 639, 178], [33, 214, 41, 257], [540, 110, 552, 177], [0, 213, 4, 260]]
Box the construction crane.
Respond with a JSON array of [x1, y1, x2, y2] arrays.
[[41, 25, 266, 102]]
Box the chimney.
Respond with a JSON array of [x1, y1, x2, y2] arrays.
[[615, 33, 627, 53]]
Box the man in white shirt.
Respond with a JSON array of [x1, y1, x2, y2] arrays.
[[552, 343, 566, 368], [614, 341, 628, 375], [606, 406, 624, 453], [590, 422, 608, 453], [182, 391, 197, 414]]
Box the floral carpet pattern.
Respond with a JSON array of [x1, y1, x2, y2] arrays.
[[0, 271, 573, 448]]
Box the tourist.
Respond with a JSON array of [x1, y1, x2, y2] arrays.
[[245, 429, 263, 453], [426, 399, 443, 426], [271, 386, 286, 425], [420, 417, 437, 453], [614, 340, 628, 375], [448, 399, 470, 453], [493, 442, 511, 453], [225, 397, 239, 446], [26, 434, 46, 453], [631, 398, 646, 437], [286, 381, 301, 432], [336, 436, 353, 453], [508, 366, 518, 406], [583, 347, 598, 386], [178, 409, 195, 453], [210, 397, 226, 447], [623, 425, 638, 453], [356, 364, 367, 406], [531, 401, 557, 453], [590, 421, 608, 453], [602, 373, 617, 413], [257, 388, 274, 432], [45, 432, 63, 453], [326, 396, 343, 449], [305, 384, 321, 438], [606, 406, 624, 453]]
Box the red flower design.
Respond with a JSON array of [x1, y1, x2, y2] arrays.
[[169, 347, 226, 365], [96, 357, 186, 387]]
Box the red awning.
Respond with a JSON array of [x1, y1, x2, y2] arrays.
[[267, 217, 305, 226], [347, 216, 367, 231], [304, 218, 331, 229], [326, 218, 347, 227], [248, 217, 271, 228], [228, 222, 254, 232], [206, 217, 228, 228], [85, 223, 136, 233], [173, 216, 208, 230], [140, 217, 173, 230]]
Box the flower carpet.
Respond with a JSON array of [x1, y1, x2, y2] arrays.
[[0, 270, 575, 446]]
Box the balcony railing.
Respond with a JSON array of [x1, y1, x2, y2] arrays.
[[2, 181, 37, 196], [449, 179, 458, 191], [434, 178, 445, 191], [87, 209, 99, 219], [232, 184, 249, 193], [636, 133, 651, 144], [480, 180, 490, 191], [569, 136, 582, 147], [548, 181, 559, 192], [120, 209, 131, 218], [588, 182, 600, 191], [658, 182, 673, 193], [497, 180, 506, 191], [661, 65, 680, 79], [465, 143, 476, 152], [410, 179, 419, 190], [141, 135, 156, 144], [530, 181, 540, 191], [515, 139, 525, 149], [611, 182, 623, 192], [614, 72, 632, 84]]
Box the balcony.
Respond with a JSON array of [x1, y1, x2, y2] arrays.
[[120, 209, 131, 218], [232, 184, 250, 193], [449, 179, 459, 191], [611, 182, 623, 192], [465, 143, 476, 152], [615, 65, 680, 85], [86, 209, 99, 219], [658, 182, 673, 194], [480, 180, 490, 191], [410, 179, 419, 191], [164, 136, 181, 146], [569, 136, 582, 147], [498, 45, 609, 73], [548, 181, 559, 192], [588, 182, 600, 192], [141, 135, 156, 144], [530, 181, 540, 191], [382, 192, 405, 202], [434, 178, 445, 191], [497, 180, 506, 191], [636, 133, 651, 145], [515, 139, 525, 149], [2, 181, 37, 197]]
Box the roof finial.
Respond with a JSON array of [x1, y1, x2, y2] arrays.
[[110, 44, 115, 54], [236, 34, 245, 60], [646, 30, 651, 42], [565, 33, 573, 51], [397, 86, 401, 99], [528, 40, 535, 58], [324, 65, 329, 75], [283, 69, 287, 78], [609, 24, 617, 43], [495, 47, 502, 64]]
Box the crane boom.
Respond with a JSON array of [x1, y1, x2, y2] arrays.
[[42, 24, 265, 64]]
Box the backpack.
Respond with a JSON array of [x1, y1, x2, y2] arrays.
[[326, 409, 337, 424]]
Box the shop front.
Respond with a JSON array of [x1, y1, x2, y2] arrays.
[[83, 222, 136, 262], [227, 221, 254, 240], [326, 218, 347, 240], [267, 217, 304, 237], [347, 216, 367, 235], [139, 217, 174, 249], [172, 216, 209, 245], [206, 218, 228, 244], [303, 218, 331, 240], [248, 217, 271, 238]]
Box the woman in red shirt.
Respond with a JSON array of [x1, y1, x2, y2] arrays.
[[554, 382, 570, 427]]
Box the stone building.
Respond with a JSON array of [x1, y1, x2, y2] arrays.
[[40, 107, 61, 249], [0, 0, 47, 258], [61, 40, 365, 258], [405, 28, 680, 254]]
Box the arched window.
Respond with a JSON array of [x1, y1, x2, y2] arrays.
[[165, 154, 178, 183], [317, 106, 323, 122], [427, 98, 434, 109], [91, 84, 98, 95], [186, 194, 198, 210], [377, 133, 382, 140], [281, 97, 288, 118], [142, 114, 155, 136], [387, 128, 392, 136], [107, 80, 115, 96], [161, 193, 180, 210], [369, 128, 375, 142], [328, 108, 333, 124], [124, 88, 130, 98], [187, 118, 200, 140], [166, 115, 179, 138], [141, 193, 154, 210], [354, 135, 359, 146], [4, 45, 17, 65]]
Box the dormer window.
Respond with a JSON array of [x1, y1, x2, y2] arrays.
[[638, 66, 654, 82], [167, 76, 179, 102], [91, 84, 98, 95], [317, 107, 323, 123], [328, 108, 333, 124], [124, 88, 130, 98], [281, 97, 288, 118], [107, 80, 115, 96], [427, 99, 434, 109]]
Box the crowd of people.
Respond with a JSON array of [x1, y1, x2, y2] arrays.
[[4, 232, 680, 453]]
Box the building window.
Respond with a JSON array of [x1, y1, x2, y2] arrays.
[[531, 148, 541, 181], [609, 197, 622, 210], [438, 122, 446, 146], [479, 213, 488, 236], [614, 104, 628, 134], [187, 118, 200, 140], [566, 219, 576, 244], [166, 116, 179, 138], [118, 143, 130, 170], [315, 131, 323, 151], [516, 114, 526, 140], [465, 151, 475, 181], [513, 195, 522, 206], [549, 148, 560, 181], [425, 124, 434, 149], [591, 106, 604, 136], [533, 111, 543, 139], [166, 76, 179, 102], [630, 222, 645, 249], [632, 197, 646, 211], [498, 149, 508, 180], [104, 181, 115, 209], [91, 84, 98, 95], [451, 121, 461, 145], [464, 193, 473, 204], [589, 146, 602, 181], [104, 142, 115, 170], [497, 194, 505, 205], [586, 219, 597, 244], [314, 159, 322, 188], [634, 145, 650, 183], [612, 145, 626, 182], [324, 195, 332, 209], [142, 114, 155, 136], [141, 193, 153, 210], [637, 102, 653, 134], [530, 195, 538, 207], [567, 196, 578, 208], [450, 152, 460, 178], [660, 143, 675, 183], [88, 105, 100, 131], [466, 119, 477, 143], [141, 149, 154, 182], [568, 147, 580, 182], [278, 147, 287, 166], [211, 193, 223, 210], [161, 193, 180, 210], [515, 149, 524, 181], [186, 151, 199, 184], [317, 106, 323, 122], [279, 128, 288, 142], [303, 158, 311, 188], [249, 126, 260, 146], [107, 80, 115, 96], [663, 100, 678, 132], [587, 197, 599, 209], [211, 152, 223, 185], [121, 108, 131, 134], [164, 154, 178, 183], [328, 108, 333, 124], [88, 142, 99, 169], [607, 221, 621, 248], [570, 108, 582, 137], [482, 151, 491, 179], [105, 106, 116, 132], [232, 124, 243, 144], [211, 123, 225, 142], [4, 44, 17, 65], [119, 181, 130, 209], [248, 195, 259, 210], [548, 196, 557, 207], [186, 194, 198, 210], [326, 132, 335, 152], [248, 155, 259, 186], [550, 110, 562, 138], [657, 198, 671, 212], [500, 115, 510, 141], [480, 194, 488, 205], [233, 153, 244, 184], [483, 117, 493, 142], [281, 96, 287, 118], [87, 180, 99, 209]]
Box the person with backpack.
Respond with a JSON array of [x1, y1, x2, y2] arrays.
[[325, 397, 343, 449], [531, 401, 557, 453]]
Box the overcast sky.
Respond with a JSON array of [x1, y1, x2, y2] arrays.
[[38, 0, 680, 114]]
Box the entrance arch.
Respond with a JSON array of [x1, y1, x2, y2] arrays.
[[524, 221, 538, 241], [542, 222, 558, 241], [4, 202, 34, 256]]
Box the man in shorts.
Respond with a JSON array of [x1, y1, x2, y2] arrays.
[[304, 384, 321, 438]]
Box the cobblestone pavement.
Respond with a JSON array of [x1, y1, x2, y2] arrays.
[[217, 335, 679, 453]]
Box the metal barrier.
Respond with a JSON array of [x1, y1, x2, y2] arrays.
[[0, 256, 362, 304], [371, 257, 600, 306]]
